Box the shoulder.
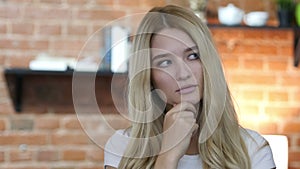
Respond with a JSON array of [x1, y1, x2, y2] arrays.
[[242, 128, 266, 147], [104, 129, 130, 168], [241, 128, 276, 169], [105, 129, 130, 155]]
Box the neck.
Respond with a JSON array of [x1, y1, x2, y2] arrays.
[[186, 132, 199, 155]]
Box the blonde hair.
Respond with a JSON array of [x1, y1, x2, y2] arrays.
[[118, 5, 251, 169]]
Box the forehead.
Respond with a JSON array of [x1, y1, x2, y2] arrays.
[[151, 28, 195, 50]]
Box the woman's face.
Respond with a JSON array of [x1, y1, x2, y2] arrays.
[[150, 28, 204, 106]]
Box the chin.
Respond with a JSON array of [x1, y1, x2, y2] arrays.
[[179, 97, 200, 105]]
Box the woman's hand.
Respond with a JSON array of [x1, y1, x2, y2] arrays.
[[154, 102, 198, 169]]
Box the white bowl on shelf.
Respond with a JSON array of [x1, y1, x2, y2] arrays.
[[218, 3, 244, 26], [243, 11, 269, 27]]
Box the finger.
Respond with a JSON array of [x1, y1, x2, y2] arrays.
[[165, 102, 197, 121], [172, 102, 197, 114], [191, 123, 199, 136], [175, 111, 195, 118]]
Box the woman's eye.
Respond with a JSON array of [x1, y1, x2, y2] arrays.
[[187, 53, 199, 60], [158, 60, 172, 67]]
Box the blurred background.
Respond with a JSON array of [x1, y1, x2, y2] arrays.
[[0, 0, 299, 169]]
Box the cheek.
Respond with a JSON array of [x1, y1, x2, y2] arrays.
[[191, 63, 204, 87], [151, 70, 174, 88], [195, 69, 203, 83]]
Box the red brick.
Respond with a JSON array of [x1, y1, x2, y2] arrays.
[[238, 105, 260, 116], [76, 9, 125, 21], [5, 55, 34, 68], [0, 23, 7, 34], [211, 28, 244, 40], [37, 150, 59, 161], [38, 24, 61, 36], [230, 74, 276, 85], [282, 74, 300, 86], [51, 133, 89, 145], [255, 43, 280, 55], [240, 119, 258, 131], [233, 43, 259, 55], [243, 59, 263, 70], [282, 122, 300, 134], [0, 151, 4, 162], [117, 0, 141, 6], [265, 106, 299, 119], [267, 59, 288, 71], [24, 6, 71, 20], [258, 122, 278, 134], [221, 57, 239, 69], [63, 117, 81, 129], [0, 54, 6, 65], [242, 29, 267, 40], [278, 43, 294, 56], [9, 150, 34, 162], [86, 148, 104, 161], [0, 133, 48, 145], [66, 0, 89, 5], [294, 90, 300, 102], [67, 24, 88, 36], [268, 91, 289, 102], [62, 149, 86, 161], [289, 151, 300, 163], [0, 118, 7, 131], [39, 0, 62, 4], [264, 29, 293, 41], [0, 39, 49, 50], [0, 102, 14, 114], [297, 137, 300, 146], [0, 166, 49, 169], [288, 166, 300, 169], [94, 0, 114, 6], [51, 39, 85, 51], [11, 22, 34, 35], [0, 5, 21, 19], [35, 116, 60, 130], [5, 0, 33, 2], [147, 0, 169, 6], [242, 90, 264, 101], [10, 117, 34, 131]]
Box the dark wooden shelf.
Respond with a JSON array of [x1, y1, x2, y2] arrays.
[[4, 68, 127, 113]]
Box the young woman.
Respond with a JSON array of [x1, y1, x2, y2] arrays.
[[104, 5, 275, 169]]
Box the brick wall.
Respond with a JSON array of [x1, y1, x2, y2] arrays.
[[0, 0, 300, 169], [211, 27, 300, 169]]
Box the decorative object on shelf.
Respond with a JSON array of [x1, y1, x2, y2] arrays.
[[276, 0, 295, 27], [218, 3, 244, 26], [189, 0, 208, 23], [102, 26, 130, 73], [29, 53, 76, 71], [296, 3, 300, 26], [243, 11, 269, 27]]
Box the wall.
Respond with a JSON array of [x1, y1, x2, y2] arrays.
[[0, 0, 300, 169]]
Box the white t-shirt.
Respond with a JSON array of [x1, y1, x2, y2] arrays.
[[104, 129, 275, 169]]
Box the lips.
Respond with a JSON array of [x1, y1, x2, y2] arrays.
[[176, 85, 197, 94]]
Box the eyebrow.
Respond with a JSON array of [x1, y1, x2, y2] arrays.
[[151, 45, 198, 61], [184, 46, 198, 53]]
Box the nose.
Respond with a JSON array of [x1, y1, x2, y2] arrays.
[[175, 59, 191, 81]]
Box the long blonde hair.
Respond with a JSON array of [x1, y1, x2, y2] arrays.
[[118, 5, 251, 169]]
